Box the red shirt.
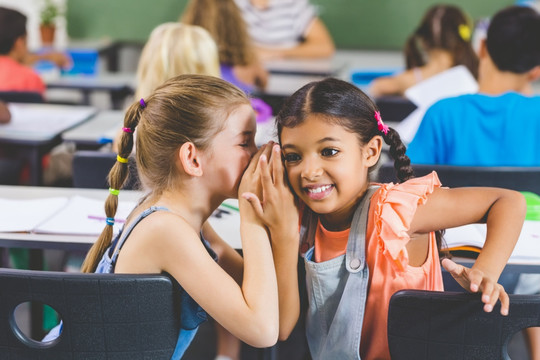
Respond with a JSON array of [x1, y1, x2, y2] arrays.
[[0, 56, 46, 95]]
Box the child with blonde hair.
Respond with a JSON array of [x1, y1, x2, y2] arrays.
[[47, 75, 280, 358], [245, 77, 525, 359]]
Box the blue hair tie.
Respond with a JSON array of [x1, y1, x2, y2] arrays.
[[105, 217, 115, 226]]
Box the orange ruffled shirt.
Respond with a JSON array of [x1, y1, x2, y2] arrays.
[[313, 172, 444, 360]]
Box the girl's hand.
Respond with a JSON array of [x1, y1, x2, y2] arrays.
[[242, 144, 299, 240], [238, 142, 274, 224], [442, 258, 509, 316]]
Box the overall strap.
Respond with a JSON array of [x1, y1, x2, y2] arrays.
[[345, 186, 379, 274], [110, 206, 170, 264]]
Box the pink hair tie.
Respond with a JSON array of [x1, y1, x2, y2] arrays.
[[375, 111, 389, 135], [122, 127, 133, 133]]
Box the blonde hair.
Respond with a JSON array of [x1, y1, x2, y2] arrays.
[[82, 75, 249, 273], [181, 0, 255, 66], [135, 22, 221, 99]]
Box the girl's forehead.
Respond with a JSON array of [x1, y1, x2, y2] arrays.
[[223, 103, 256, 131]]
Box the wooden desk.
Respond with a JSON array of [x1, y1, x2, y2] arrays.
[[0, 103, 97, 185]]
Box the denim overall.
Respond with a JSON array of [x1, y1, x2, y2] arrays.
[[302, 186, 377, 360], [96, 206, 216, 359]]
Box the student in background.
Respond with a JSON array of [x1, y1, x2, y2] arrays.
[[135, 22, 220, 99], [242, 77, 524, 359], [47, 75, 280, 358], [112, 22, 220, 153], [407, 6, 540, 359], [0, 6, 70, 97], [181, 0, 268, 93], [0, 6, 46, 96], [234, 0, 335, 60], [370, 4, 478, 98]]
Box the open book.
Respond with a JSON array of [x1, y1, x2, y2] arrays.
[[0, 195, 136, 236], [443, 221, 540, 263]]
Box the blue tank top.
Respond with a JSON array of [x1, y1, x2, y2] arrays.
[[96, 206, 218, 359]]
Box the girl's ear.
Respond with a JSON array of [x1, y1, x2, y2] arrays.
[[178, 142, 203, 177], [364, 136, 383, 167]]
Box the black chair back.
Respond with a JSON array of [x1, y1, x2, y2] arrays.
[[0, 268, 181, 359], [72, 150, 139, 190], [375, 96, 417, 123], [376, 163, 540, 194], [388, 290, 540, 360], [0, 91, 44, 104]]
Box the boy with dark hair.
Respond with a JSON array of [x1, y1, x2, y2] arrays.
[[0, 6, 70, 96], [407, 5, 540, 166], [0, 6, 46, 95]]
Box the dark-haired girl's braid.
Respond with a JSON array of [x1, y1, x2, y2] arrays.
[[383, 128, 414, 183], [80, 99, 144, 273]]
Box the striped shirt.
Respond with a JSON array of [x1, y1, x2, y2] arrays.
[[235, 0, 317, 48]]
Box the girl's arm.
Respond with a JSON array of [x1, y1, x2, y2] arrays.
[[256, 18, 335, 60], [202, 221, 243, 284], [369, 70, 417, 98], [410, 186, 526, 315], [243, 144, 301, 340], [154, 144, 278, 348]]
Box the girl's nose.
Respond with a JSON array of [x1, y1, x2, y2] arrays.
[[301, 157, 323, 181]]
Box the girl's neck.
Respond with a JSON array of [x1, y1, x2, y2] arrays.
[[319, 187, 370, 232], [150, 187, 221, 233], [424, 49, 454, 72]]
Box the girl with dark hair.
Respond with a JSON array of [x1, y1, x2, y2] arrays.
[[243, 77, 525, 359], [370, 4, 479, 98]]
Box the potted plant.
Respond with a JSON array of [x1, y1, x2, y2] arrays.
[[40, 0, 60, 46]]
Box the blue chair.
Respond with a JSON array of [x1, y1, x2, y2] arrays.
[[388, 290, 540, 360]]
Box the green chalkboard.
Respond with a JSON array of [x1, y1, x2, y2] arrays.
[[67, 0, 515, 49]]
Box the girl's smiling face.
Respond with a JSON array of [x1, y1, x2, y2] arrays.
[[280, 114, 381, 231]]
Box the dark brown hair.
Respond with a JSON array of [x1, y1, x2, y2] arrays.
[[404, 4, 479, 78], [276, 78, 446, 253], [0, 7, 27, 54]]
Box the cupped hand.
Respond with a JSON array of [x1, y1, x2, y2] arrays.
[[442, 258, 509, 316], [242, 144, 298, 240]]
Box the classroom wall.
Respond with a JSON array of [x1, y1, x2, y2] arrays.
[[66, 0, 514, 50]]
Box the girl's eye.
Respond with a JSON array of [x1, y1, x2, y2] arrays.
[[283, 153, 301, 163], [321, 148, 339, 157]]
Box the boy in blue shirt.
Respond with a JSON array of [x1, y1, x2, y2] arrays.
[[407, 6, 540, 166]]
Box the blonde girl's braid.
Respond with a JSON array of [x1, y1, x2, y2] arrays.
[[80, 99, 143, 273]]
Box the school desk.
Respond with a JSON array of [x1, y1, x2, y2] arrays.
[[62, 109, 123, 148], [44, 72, 136, 109], [0, 103, 97, 185]]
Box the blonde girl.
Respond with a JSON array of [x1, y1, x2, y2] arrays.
[[244, 78, 525, 359], [76, 75, 279, 358]]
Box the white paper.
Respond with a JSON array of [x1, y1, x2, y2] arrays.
[[0, 197, 69, 232], [397, 65, 478, 144], [444, 221, 540, 262], [0, 103, 97, 141], [208, 199, 241, 249], [34, 195, 137, 236]]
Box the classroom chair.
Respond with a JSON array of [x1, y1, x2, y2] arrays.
[[0, 159, 23, 185], [0, 91, 44, 104], [387, 289, 540, 360], [376, 163, 540, 194], [72, 150, 139, 190], [0, 268, 181, 359], [375, 96, 417, 123]]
